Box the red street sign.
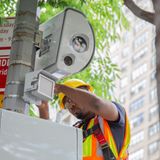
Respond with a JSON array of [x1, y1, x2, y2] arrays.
[[0, 55, 9, 93], [0, 18, 14, 107]]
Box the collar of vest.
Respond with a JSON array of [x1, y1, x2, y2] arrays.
[[73, 113, 95, 128]]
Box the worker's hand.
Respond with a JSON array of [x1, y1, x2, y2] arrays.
[[37, 100, 48, 110], [54, 83, 62, 95], [37, 101, 49, 119]]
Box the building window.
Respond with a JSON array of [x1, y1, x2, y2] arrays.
[[123, 31, 131, 43], [124, 9, 134, 22], [152, 38, 156, 53], [130, 131, 144, 146], [132, 47, 148, 63], [151, 55, 156, 68], [121, 62, 128, 72], [148, 140, 160, 155], [134, 21, 146, 34], [129, 96, 145, 113], [132, 64, 147, 81], [130, 80, 146, 96], [120, 77, 128, 88], [134, 32, 148, 49], [151, 71, 156, 82], [152, 26, 156, 37], [130, 149, 144, 160], [130, 113, 144, 129], [150, 87, 157, 102], [149, 105, 159, 121], [136, 0, 152, 9], [120, 93, 127, 104], [122, 47, 130, 57], [149, 122, 160, 137]]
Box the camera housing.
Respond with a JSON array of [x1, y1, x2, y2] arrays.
[[34, 8, 95, 79]]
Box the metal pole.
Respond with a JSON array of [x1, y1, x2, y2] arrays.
[[3, 0, 38, 113]]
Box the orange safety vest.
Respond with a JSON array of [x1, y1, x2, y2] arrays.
[[82, 112, 130, 160]]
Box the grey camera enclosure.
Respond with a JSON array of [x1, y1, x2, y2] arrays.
[[34, 8, 95, 78]]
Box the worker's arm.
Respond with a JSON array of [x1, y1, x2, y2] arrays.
[[37, 101, 49, 120], [55, 84, 119, 121]]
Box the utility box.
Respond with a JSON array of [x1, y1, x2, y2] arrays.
[[0, 109, 82, 160]]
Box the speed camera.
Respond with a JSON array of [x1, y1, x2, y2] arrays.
[[24, 8, 95, 103], [34, 8, 95, 79]]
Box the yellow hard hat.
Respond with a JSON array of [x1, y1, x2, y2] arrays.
[[58, 79, 93, 109]]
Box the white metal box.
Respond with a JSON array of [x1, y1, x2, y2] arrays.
[[0, 109, 82, 160]]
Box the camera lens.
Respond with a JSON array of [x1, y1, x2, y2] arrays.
[[72, 36, 87, 53], [64, 56, 73, 66]]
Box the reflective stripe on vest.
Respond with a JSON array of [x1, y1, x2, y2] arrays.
[[83, 113, 130, 160]]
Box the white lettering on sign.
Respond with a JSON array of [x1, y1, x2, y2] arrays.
[[0, 69, 8, 75], [0, 59, 9, 67]]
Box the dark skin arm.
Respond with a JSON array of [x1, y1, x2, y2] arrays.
[[37, 101, 49, 119], [55, 84, 119, 121]]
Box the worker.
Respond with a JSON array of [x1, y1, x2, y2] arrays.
[[38, 79, 130, 160]]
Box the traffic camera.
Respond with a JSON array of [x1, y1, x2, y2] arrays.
[[24, 8, 95, 104], [35, 8, 95, 79]]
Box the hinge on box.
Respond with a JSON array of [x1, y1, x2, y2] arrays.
[[34, 30, 43, 49]]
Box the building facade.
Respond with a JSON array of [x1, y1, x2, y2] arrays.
[[111, 1, 160, 159]]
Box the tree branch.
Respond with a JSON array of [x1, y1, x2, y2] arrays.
[[124, 0, 155, 25]]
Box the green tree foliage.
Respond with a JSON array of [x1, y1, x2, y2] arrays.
[[0, 0, 128, 100], [0, 0, 16, 20]]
